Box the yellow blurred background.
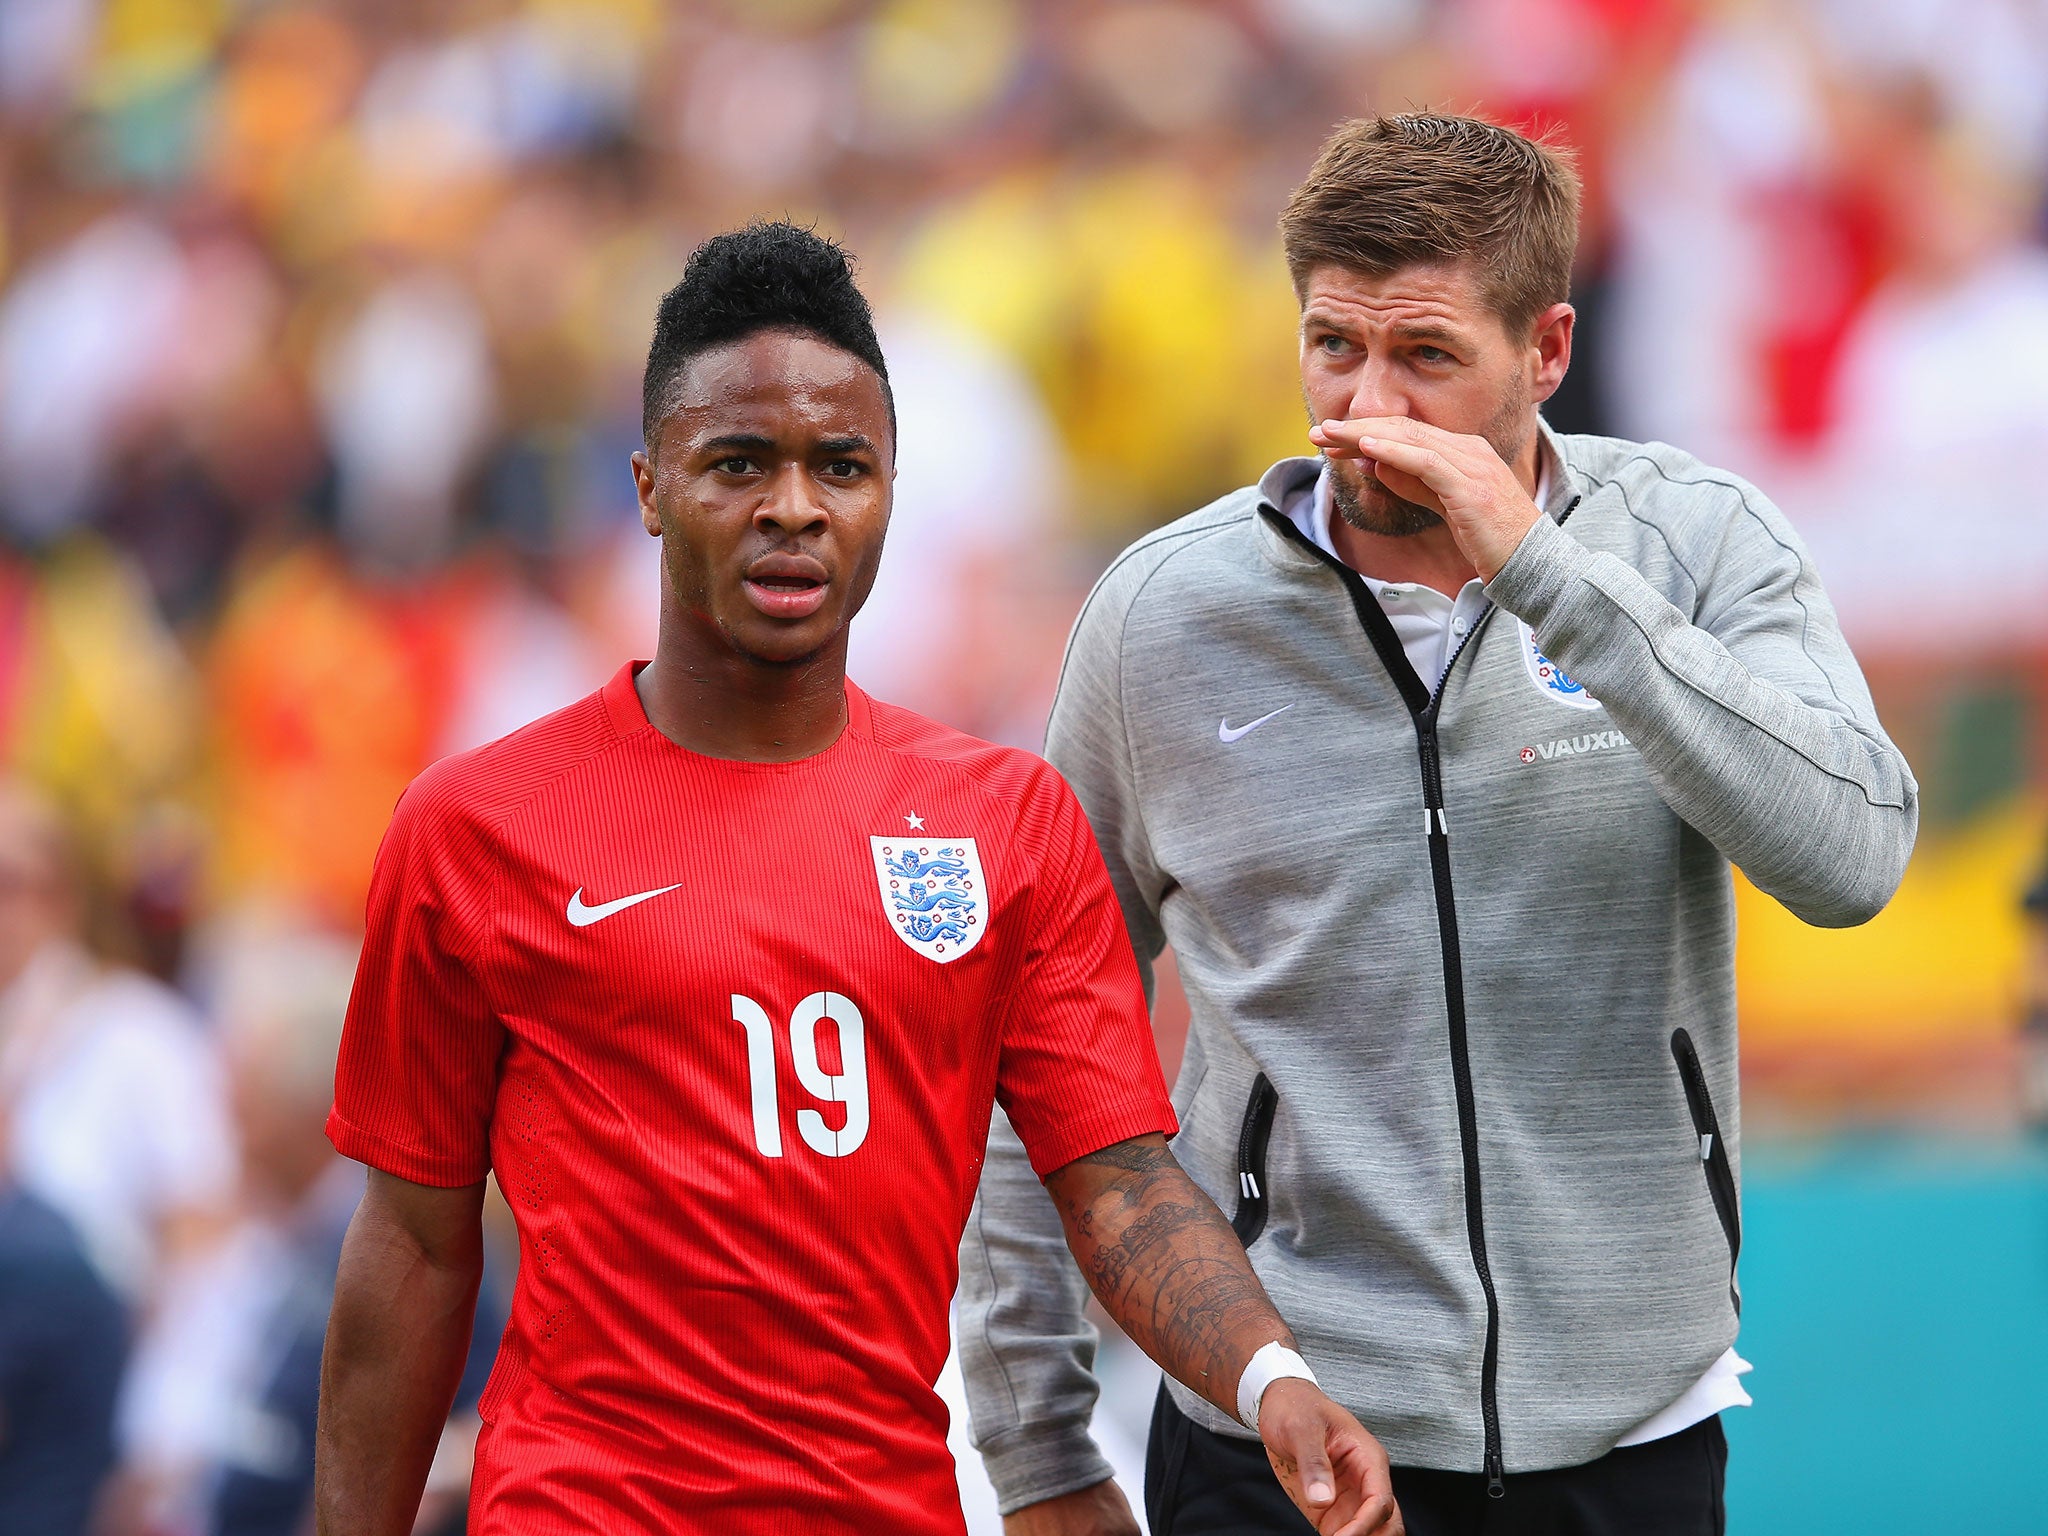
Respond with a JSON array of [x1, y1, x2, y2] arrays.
[[3, 0, 2041, 1077]]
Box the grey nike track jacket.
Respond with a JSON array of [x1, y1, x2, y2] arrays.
[[958, 427, 1917, 1505]]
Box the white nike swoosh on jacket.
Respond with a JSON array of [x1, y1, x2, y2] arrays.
[[1218, 704, 1294, 743]]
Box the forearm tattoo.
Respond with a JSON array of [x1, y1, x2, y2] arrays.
[[1045, 1135, 1294, 1416]]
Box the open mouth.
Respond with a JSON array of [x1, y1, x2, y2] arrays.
[[742, 558, 830, 621]]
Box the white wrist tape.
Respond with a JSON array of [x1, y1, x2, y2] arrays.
[[1236, 1341, 1319, 1434]]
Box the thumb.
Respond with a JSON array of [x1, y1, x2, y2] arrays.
[[1259, 1381, 1339, 1511], [1296, 1435, 1338, 1510]]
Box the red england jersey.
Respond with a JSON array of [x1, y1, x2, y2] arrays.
[[329, 662, 1173, 1535]]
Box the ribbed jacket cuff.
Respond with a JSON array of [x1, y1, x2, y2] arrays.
[[1483, 509, 1591, 629], [974, 1422, 1119, 1516]]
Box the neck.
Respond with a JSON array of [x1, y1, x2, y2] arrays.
[[1327, 518, 1478, 598], [636, 621, 850, 763], [1328, 424, 1544, 598]]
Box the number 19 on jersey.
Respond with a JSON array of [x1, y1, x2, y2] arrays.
[[730, 992, 870, 1158]]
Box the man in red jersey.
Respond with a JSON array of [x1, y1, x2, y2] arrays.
[[313, 223, 1402, 1536]]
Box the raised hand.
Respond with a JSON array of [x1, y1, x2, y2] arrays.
[[1310, 414, 1542, 581]]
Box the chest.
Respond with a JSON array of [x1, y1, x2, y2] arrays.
[[473, 783, 1026, 1150], [1125, 601, 1672, 905]]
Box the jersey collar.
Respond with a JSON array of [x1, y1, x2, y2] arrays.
[[603, 660, 872, 751]]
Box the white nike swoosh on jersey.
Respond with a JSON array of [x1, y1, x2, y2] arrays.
[[566, 883, 685, 928], [1218, 704, 1294, 744]]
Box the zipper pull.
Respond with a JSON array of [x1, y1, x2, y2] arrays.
[[1486, 1448, 1505, 1498]]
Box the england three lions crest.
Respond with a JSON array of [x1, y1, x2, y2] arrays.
[[871, 836, 987, 963], [1517, 619, 1603, 712]]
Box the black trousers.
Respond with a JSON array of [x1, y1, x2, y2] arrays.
[[1144, 1385, 1727, 1536]]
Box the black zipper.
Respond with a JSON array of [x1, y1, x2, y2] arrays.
[[1231, 1074, 1280, 1245], [1417, 678, 1506, 1499], [1670, 1028, 1742, 1311], [1258, 499, 1585, 1498]]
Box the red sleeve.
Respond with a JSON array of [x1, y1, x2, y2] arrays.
[[327, 775, 505, 1187], [994, 773, 1177, 1177]]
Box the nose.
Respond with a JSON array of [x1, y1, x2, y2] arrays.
[[755, 464, 828, 541], [1345, 356, 1410, 421]]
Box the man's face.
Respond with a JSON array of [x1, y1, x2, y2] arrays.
[[1298, 261, 1544, 537], [632, 330, 893, 667]]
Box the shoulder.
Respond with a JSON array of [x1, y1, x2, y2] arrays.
[[394, 685, 625, 846], [1553, 432, 1803, 564], [1077, 480, 1270, 629], [1557, 433, 1776, 520], [863, 695, 1088, 853], [864, 695, 1066, 806], [1054, 478, 1278, 713]]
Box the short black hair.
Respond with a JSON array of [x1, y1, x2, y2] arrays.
[[641, 221, 893, 448]]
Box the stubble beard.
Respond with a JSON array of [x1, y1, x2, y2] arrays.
[[1321, 383, 1534, 540], [1329, 464, 1442, 538]]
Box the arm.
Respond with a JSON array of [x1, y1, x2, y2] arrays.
[[958, 568, 1172, 1524], [1316, 416, 1917, 925], [958, 1108, 1127, 1525], [1043, 1134, 1399, 1536], [315, 1171, 486, 1536], [1484, 503, 1914, 926]]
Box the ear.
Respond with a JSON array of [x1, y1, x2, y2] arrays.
[[1528, 302, 1575, 406], [631, 449, 661, 537]]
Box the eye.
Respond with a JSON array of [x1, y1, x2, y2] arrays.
[[1416, 345, 1455, 364], [1317, 333, 1350, 355], [715, 456, 755, 474], [823, 459, 866, 479]]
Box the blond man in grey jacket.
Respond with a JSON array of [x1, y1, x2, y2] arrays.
[[960, 114, 1916, 1536]]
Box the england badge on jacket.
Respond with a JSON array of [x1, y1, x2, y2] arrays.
[[1518, 619, 1603, 711]]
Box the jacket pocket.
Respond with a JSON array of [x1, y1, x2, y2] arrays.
[[1230, 1073, 1279, 1246], [1670, 1029, 1741, 1304]]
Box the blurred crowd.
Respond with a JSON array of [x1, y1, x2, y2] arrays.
[[1, 0, 2045, 1532]]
